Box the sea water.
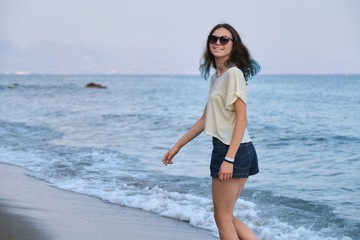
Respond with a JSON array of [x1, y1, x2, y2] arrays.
[[0, 74, 359, 239]]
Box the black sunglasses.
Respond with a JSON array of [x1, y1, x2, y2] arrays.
[[208, 35, 233, 45]]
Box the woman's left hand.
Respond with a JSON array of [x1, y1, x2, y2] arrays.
[[218, 161, 233, 181]]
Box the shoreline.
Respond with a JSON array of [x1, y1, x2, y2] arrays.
[[0, 163, 216, 240]]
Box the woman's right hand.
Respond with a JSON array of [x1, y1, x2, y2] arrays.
[[162, 146, 180, 166]]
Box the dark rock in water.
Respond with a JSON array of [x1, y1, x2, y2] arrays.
[[85, 82, 107, 89], [8, 83, 19, 89]]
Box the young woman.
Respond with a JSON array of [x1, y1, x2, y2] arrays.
[[162, 23, 260, 240]]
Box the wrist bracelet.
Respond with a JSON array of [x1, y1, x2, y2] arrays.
[[224, 156, 234, 164]]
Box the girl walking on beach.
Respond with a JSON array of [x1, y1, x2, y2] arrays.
[[162, 23, 260, 240]]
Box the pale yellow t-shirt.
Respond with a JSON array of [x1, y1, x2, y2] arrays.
[[204, 67, 251, 145]]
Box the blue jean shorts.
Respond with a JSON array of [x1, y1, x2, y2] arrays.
[[210, 137, 259, 178]]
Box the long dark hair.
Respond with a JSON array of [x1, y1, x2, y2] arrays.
[[199, 23, 260, 81]]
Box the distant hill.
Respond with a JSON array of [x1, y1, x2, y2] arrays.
[[0, 40, 129, 74]]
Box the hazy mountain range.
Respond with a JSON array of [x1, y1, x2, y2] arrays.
[[0, 40, 136, 74]]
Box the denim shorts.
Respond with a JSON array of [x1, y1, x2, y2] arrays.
[[210, 137, 259, 178]]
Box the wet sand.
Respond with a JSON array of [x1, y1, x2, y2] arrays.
[[0, 163, 216, 240]]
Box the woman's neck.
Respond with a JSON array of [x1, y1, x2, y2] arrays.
[[216, 64, 228, 77], [215, 59, 228, 78]]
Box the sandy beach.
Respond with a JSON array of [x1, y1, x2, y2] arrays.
[[0, 163, 216, 240]]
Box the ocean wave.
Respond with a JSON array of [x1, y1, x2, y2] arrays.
[[33, 171, 358, 240]]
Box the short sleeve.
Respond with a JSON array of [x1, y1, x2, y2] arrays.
[[225, 68, 247, 111]]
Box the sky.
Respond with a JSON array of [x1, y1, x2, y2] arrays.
[[1, 0, 360, 74]]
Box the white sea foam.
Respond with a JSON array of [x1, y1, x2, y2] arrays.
[[43, 175, 354, 240]]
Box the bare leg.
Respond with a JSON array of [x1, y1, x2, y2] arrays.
[[233, 217, 257, 240], [212, 178, 257, 240], [232, 179, 257, 240]]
